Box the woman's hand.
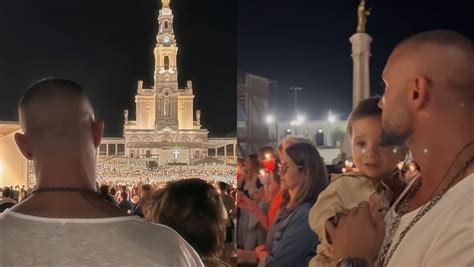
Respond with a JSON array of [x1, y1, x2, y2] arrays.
[[237, 193, 258, 212], [255, 244, 268, 261]]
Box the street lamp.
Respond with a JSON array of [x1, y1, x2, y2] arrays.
[[291, 113, 306, 136], [328, 112, 337, 124], [296, 114, 305, 125], [265, 115, 275, 124]]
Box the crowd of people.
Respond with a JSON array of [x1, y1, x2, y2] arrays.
[[0, 78, 237, 266], [0, 30, 472, 266], [96, 160, 235, 182], [235, 30, 473, 267], [1, 177, 237, 266]]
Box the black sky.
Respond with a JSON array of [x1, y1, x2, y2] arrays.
[[0, 0, 236, 137], [238, 0, 473, 121]]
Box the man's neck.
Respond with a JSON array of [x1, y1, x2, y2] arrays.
[[35, 164, 96, 190], [407, 128, 474, 210], [11, 192, 128, 218]]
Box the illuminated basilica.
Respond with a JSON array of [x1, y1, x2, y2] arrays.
[[99, 0, 236, 166]]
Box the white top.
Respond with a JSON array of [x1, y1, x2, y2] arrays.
[[381, 173, 474, 267], [0, 210, 204, 266]]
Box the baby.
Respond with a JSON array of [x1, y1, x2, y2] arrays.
[[308, 97, 406, 267]]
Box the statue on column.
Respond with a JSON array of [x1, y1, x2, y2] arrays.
[[187, 80, 193, 89], [357, 0, 372, 33]]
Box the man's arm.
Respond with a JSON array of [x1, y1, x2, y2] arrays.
[[327, 203, 385, 264]]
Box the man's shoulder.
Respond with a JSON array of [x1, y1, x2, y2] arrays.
[[0, 214, 204, 266]]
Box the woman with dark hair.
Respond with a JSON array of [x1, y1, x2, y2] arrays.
[[239, 141, 328, 266], [147, 178, 230, 267]]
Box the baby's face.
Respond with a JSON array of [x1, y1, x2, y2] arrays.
[[351, 115, 404, 179]]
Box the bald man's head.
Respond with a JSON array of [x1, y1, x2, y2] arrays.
[[391, 30, 473, 102], [18, 78, 95, 139], [379, 30, 473, 146], [15, 78, 104, 167]]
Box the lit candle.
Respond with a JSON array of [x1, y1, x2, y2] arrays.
[[262, 153, 276, 172]]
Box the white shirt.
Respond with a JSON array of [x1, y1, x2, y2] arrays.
[[0, 210, 204, 266], [381, 173, 474, 267]]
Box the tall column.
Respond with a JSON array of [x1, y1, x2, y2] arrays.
[[349, 32, 372, 109], [115, 144, 118, 156], [233, 143, 237, 161], [106, 144, 109, 157], [224, 145, 227, 158]]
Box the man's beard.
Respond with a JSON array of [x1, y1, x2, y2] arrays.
[[380, 128, 412, 147]]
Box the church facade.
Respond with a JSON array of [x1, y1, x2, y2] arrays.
[[114, 0, 233, 166]]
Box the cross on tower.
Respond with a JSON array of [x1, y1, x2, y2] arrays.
[[172, 148, 180, 159]]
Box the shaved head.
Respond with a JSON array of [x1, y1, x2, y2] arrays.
[[18, 78, 95, 140], [391, 30, 473, 103], [379, 30, 473, 146]]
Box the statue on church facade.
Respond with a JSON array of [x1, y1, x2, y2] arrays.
[[357, 0, 372, 33], [124, 110, 129, 123], [163, 99, 169, 116], [196, 110, 201, 124]]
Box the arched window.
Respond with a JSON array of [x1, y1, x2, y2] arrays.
[[164, 56, 169, 70], [164, 21, 169, 29]]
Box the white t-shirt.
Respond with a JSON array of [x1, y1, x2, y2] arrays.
[[0, 210, 204, 266], [381, 173, 474, 267]]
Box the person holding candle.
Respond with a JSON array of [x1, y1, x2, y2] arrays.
[[238, 141, 328, 266]]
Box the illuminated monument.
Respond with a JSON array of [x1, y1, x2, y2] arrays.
[[122, 0, 208, 165], [100, 0, 236, 166]]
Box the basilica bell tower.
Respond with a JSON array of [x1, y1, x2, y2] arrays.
[[154, 0, 179, 128]]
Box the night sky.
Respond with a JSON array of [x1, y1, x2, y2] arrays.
[[238, 0, 473, 122], [0, 0, 236, 137]]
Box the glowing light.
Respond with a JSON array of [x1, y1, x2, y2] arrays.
[[296, 114, 305, 124], [318, 129, 323, 133], [265, 153, 271, 160], [265, 115, 275, 124], [397, 161, 404, 170], [408, 162, 416, 172], [345, 160, 354, 169], [327, 110, 337, 124], [393, 148, 398, 154]]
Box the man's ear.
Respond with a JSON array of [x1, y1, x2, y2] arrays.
[[409, 76, 430, 110], [91, 118, 104, 148], [14, 133, 33, 160]]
